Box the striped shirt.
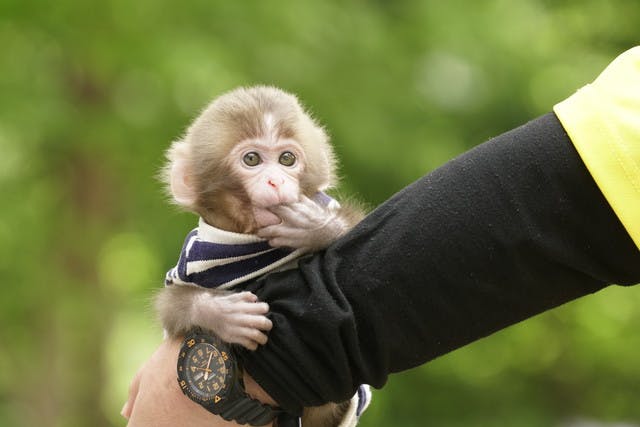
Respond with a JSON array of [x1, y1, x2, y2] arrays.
[[165, 218, 306, 290], [165, 192, 339, 289]]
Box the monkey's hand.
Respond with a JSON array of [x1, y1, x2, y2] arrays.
[[192, 291, 273, 351], [257, 195, 348, 251]]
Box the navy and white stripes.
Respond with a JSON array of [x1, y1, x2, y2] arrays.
[[165, 218, 305, 290]]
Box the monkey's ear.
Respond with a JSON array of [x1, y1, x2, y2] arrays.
[[166, 140, 197, 208]]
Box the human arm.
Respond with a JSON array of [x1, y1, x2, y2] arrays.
[[122, 337, 277, 427], [239, 48, 640, 413], [124, 47, 640, 421]]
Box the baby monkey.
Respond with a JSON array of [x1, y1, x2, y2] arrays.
[[156, 86, 369, 427]]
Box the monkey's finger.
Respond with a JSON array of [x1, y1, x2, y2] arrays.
[[236, 338, 259, 351], [293, 201, 324, 221], [282, 202, 331, 228], [239, 327, 270, 346], [225, 291, 259, 303], [225, 327, 270, 350], [257, 224, 285, 238], [259, 229, 310, 249], [231, 301, 271, 316], [271, 204, 318, 226], [266, 204, 288, 217], [221, 292, 267, 312], [246, 342, 259, 351], [268, 236, 308, 248], [299, 195, 332, 217], [272, 226, 309, 241], [249, 329, 269, 346], [256, 223, 279, 235], [299, 195, 314, 205], [268, 204, 302, 223], [234, 312, 273, 331], [259, 221, 313, 237], [298, 196, 326, 215]]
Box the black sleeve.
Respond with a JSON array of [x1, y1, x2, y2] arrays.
[[239, 112, 640, 415]]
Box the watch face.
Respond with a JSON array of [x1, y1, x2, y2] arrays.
[[177, 333, 234, 404]]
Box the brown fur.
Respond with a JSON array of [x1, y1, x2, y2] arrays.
[[162, 86, 338, 233], [299, 401, 352, 427], [158, 86, 366, 427]]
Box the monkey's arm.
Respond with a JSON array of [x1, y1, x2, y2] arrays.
[[155, 286, 272, 350], [257, 196, 365, 251]]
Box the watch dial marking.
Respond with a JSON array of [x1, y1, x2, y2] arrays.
[[182, 341, 229, 401]]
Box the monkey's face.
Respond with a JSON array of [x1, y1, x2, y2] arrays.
[[227, 137, 306, 228]]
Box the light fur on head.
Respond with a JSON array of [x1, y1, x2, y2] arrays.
[[162, 85, 337, 212]]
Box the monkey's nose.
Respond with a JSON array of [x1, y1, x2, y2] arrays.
[[268, 178, 283, 188]]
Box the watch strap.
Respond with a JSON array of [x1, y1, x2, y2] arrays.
[[213, 392, 283, 426]]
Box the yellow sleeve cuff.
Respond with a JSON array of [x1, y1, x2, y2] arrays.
[[554, 46, 640, 250]]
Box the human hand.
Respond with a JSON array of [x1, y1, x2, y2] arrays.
[[121, 337, 273, 427]]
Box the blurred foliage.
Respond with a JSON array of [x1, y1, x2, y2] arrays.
[[1, 1, 639, 426]]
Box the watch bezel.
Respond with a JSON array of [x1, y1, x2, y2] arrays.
[[177, 331, 236, 405]]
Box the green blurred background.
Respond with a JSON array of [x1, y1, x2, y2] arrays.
[[1, 1, 640, 426]]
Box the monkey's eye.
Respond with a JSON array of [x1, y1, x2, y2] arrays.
[[279, 151, 296, 167], [243, 152, 262, 167]]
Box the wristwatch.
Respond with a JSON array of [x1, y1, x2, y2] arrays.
[[177, 331, 286, 426]]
